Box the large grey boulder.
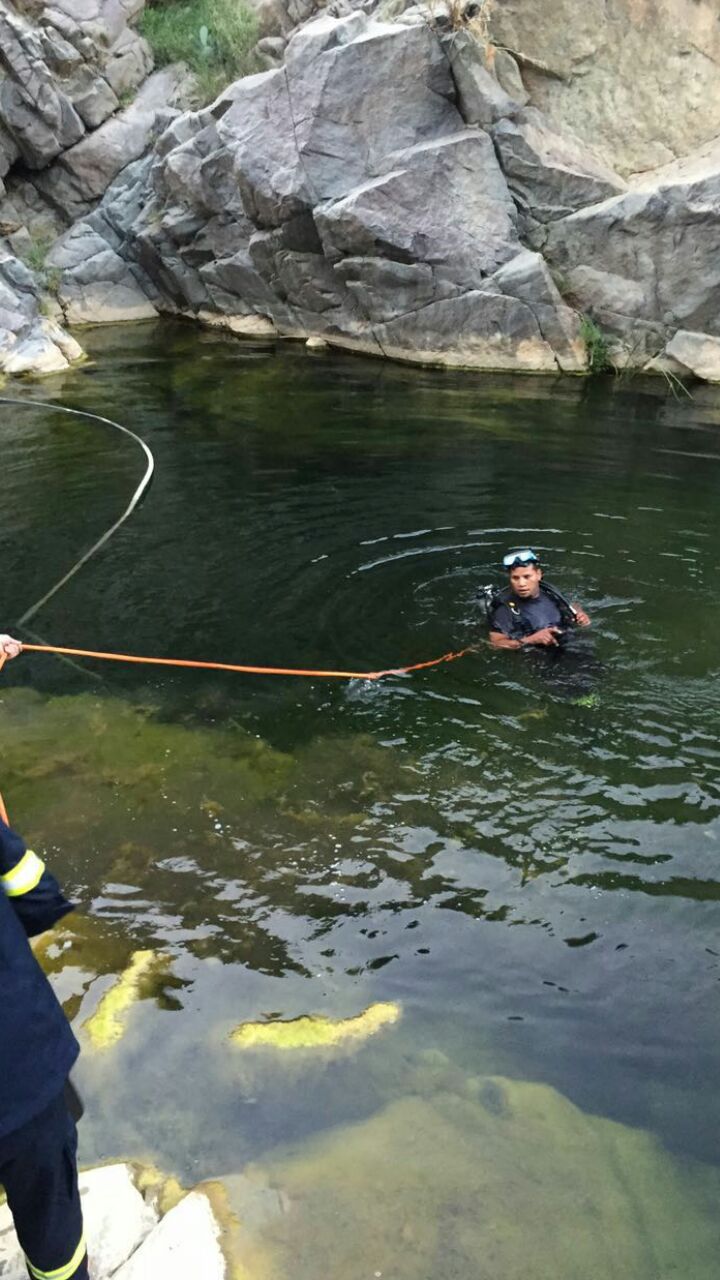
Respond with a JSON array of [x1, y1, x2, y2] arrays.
[[209, 14, 463, 229], [493, 109, 626, 225], [285, 17, 461, 200], [33, 66, 194, 221], [372, 289, 572, 370], [215, 69, 314, 227], [544, 137, 720, 357], [315, 130, 519, 287]]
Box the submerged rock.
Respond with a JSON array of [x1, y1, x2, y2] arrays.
[[225, 1075, 720, 1280], [231, 1001, 401, 1050], [1, 687, 413, 975]]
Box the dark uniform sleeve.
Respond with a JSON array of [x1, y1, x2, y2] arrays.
[[488, 603, 515, 636], [0, 817, 75, 938]]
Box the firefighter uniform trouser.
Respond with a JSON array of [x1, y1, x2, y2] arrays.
[[0, 1090, 88, 1280]]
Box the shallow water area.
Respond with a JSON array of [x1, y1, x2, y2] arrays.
[[2, 323, 720, 1274]]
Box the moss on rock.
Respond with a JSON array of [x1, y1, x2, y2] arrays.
[[230, 1002, 401, 1052], [83, 950, 175, 1050]]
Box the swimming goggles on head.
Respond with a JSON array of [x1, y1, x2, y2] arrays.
[[502, 549, 539, 568]]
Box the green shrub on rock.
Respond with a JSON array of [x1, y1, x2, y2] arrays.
[[580, 314, 611, 374], [140, 0, 259, 103]]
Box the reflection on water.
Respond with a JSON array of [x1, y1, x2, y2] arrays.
[[3, 323, 720, 1269]]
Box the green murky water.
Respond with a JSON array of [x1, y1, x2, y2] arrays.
[[2, 322, 720, 1276]]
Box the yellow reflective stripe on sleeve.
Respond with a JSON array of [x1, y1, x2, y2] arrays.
[[25, 1235, 86, 1280], [1, 849, 45, 897]]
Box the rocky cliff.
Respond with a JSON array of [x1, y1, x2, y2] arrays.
[[1, 0, 720, 378]]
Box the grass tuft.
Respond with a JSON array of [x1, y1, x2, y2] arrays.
[[580, 315, 611, 375], [139, 0, 260, 103]]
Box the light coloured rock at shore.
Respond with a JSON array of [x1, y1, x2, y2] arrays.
[[0, 1164, 159, 1280], [113, 1189, 227, 1279], [0, 1163, 226, 1280], [0, 249, 85, 375], [663, 330, 720, 384]]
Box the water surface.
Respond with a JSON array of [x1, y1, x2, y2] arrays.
[[2, 323, 720, 1270]]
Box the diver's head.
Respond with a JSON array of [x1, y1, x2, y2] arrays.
[[503, 548, 542, 599]]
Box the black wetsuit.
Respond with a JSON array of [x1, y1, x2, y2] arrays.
[[487, 583, 599, 697], [489, 590, 564, 640]]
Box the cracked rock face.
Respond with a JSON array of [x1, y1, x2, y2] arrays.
[[52, 12, 587, 372], [484, 0, 720, 178], [0, 0, 197, 373], [3, 0, 720, 379], [0, 0, 152, 173], [543, 138, 720, 360]]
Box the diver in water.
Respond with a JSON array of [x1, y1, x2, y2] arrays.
[[484, 550, 590, 650]]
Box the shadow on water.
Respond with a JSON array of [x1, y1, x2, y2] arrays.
[[3, 322, 720, 1271]]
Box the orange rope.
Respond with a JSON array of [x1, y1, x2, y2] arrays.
[[0, 641, 477, 825], [19, 642, 478, 681]]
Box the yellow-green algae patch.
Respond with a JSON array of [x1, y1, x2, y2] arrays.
[[0, 686, 420, 970], [83, 950, 173, 1050], [230, 1002, 401, 1051], [221, 1074, 720, 1280]]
